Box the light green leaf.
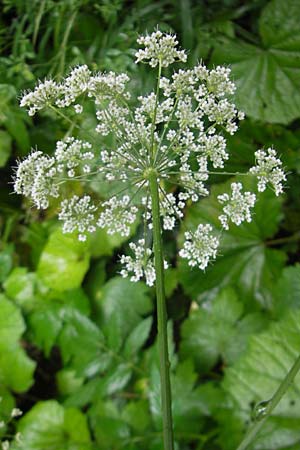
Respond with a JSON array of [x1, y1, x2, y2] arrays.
[[178, 177, 286, 309], [14, 400, 91, 450], [180, 288, 267, 373], [4, 267, 38, 310], [219, 309, 300, 450], [37, 228, 90, 291], [211, 0, 300, 124], [0, 295, 35, 392], [0, 129, 12, 167], [56, 369, 85, 397]]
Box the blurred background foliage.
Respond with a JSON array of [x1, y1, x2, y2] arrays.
[[0, 0, 300, 449]]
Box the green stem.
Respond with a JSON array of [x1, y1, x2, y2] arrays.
[[236, 353, 300, 450], [148, 170, 174, 450]]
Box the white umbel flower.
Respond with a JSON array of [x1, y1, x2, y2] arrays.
[[179, 224, 219, 270], [58, 195, 97, 241], [218, 182, 256, 230], [120, 239, 168, 286], [97, 196, 138, 236], [135, 30, 187, 67], [249, 148, 286, 196]]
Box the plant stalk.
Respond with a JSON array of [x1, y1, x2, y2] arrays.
[[236, 353, 300, 450], [149, 170, 174, 450]]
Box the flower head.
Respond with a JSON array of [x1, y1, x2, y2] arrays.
[[14, 29, 285, 286], [135, 30, 187, 67], [179, 224, 219, 270], [218, 182, 256, 230], [249, 148, 286, 196]]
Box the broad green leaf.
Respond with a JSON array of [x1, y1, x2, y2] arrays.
[[98, 277, 153, 351], [178, 178, 286, 309], [4, 267, 38, 310], [14, 400, 91, 450], [0, 295, 35, 392], [28, 287, 90, 356], [0, 129, 12, 167], [37, 228, 90, 291], [219, 309, 300, 450], [211, 0, 300, 124], [180, 288, 267, 373], [273, 264, 300, 317]]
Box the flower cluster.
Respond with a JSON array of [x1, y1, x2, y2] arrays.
[[120, 239, 168, 286], [179, 224, 219, 270], [135, 30, 187, 67], [249, 148, 286, 196], [218, 183, 256, 230], [14, 30, 285, 284]]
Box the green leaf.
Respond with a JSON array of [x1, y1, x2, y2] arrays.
[[89, 400, 131, 449], [98, 277, 153, 351], [0, 129, 12, 167], [37, 228, 90, 291], [14, 400, 91, 450], [58, 308, 110, 378], [0, 245, 13, 283], [211, 0, 300, 124], [178, 177, 286, 309], [122, 400, 152, 433], [180, 288, 267, 373], [0, 295, 35, 392], [124, 317, 153, 358], [149, 360, 207, 434], [273, 264, 300, 317], [56, 369, 85, 397], [4, 267, 38, 311], [219, 309, 300, 450]]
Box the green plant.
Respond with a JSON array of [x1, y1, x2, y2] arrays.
[[12, 28, 288, 450]]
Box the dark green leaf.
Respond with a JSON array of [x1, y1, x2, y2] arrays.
[[211, 0, 300, 124], [180, 288, 267, 373]]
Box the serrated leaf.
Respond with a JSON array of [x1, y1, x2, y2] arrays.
[[211, 0, 300, 124], [98, 277, 153, 351], [180, 288, 267, 373], [14, 400, 91, 450], [37, 228, 90, 291], [219, 309, 300, 450], [178, 177, 286, 309]]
